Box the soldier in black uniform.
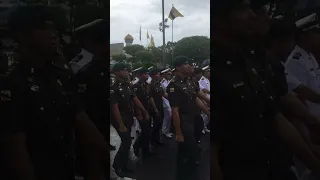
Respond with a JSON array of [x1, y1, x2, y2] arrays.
[[149, 68, 167, 145], [71, 19, 113, 179], [0, 5, 107, 180], [166, 56, 210, 180], [132, 68, 157, 155], [211, 1, 320, 180], [110, 63, 149, 178]]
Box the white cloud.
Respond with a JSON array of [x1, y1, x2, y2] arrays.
[[110, 0, 210, 47]]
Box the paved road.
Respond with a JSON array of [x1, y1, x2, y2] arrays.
[[110, 126, 210, 180]]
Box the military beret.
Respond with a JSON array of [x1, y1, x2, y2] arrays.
[[137, 68, 148, 74], [112, 63, 128, 72], [174, 56, 192, 67]]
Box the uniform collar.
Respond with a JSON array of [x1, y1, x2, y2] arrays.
[[81, 48, 94, 63], [295, 45, 310, 57]]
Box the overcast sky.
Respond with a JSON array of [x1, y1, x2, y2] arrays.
[[110, 0, 210, 47]]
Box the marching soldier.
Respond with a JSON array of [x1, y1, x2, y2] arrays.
[[160, 68, 173, 138], [1, 5, 107, 180], [149, 69, 167, 145], [166, 56, 210, 180], [132, 68, 157, 156], [110, 63, 149, 178]]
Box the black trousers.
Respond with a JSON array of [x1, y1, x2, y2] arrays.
[[194, 113, 204, 142], [176, 114, 199, 180], [112, 116, 133, 170], [151, 108, 164, 143], [135, 119, 151, 152]]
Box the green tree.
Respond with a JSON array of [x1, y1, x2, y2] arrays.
[[123, 44, 145, 57], [112, 54, 127, 62], [135, 51, 153, 64], [174, 36, 210, 65]]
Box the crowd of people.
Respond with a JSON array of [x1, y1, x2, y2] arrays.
[[109, 59, 211, 179], [212, 0, 320, 180]]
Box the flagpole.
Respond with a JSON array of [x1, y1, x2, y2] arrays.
[[162, 0, 166, 65], [172, 4, 174, 65]]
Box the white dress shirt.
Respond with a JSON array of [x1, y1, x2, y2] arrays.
[[285, 45, 320, 117]]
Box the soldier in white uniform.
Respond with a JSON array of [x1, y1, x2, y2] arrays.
[[285, 13, 320, 118], [285, 13, 320, 180], [198, 65, 210, 133], [69, 19, 107, 74], [160, 68, 173, 138]]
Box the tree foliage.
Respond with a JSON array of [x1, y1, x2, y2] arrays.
[[123, 44, 145, 57], [112, 54, 127, 62], [174, 36, 210, 65]]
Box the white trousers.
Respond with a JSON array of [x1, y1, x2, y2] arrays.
[[162, 107, 172, 134]]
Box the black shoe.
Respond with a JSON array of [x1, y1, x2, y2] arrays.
[[110, 144, 116, 151], [114, 168, 135, 178]]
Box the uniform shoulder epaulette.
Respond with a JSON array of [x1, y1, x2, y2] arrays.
[[70, 53, 84, 63], [292, 52, 302, 60]]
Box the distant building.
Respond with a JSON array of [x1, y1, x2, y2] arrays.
[[110, 42, 124, 56], [124, 34, 134, 46]]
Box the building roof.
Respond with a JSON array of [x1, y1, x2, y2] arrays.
[[124, 34, 133, 41], [110, 42, 124, 56]]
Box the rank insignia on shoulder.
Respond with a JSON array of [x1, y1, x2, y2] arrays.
[[170, 87, 174, 92], [30, 85, 39, 92], [1, 90, 11, 101], [292, 52, 301, 60], [78, 84, 87, 93]]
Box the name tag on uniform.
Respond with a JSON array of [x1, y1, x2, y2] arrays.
[[233, 82, 244, 88]]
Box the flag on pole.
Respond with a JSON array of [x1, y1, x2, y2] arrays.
[[168, 6, 184, 20], [150, 35, 155, 47], [147, 31, 150, 39], [139, 26, 141, 41]]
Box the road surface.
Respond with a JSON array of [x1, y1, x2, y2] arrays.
[[110, 125, 210, 180]]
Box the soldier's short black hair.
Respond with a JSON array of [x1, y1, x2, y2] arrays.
[[8, 5, 55, 37]]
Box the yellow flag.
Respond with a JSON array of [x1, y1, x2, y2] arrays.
[[168, 6, 184, 20], [150, 35, 155, 47], [147, 30, 150, 39]]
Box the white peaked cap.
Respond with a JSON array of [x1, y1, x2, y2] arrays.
[[202, 65, 210, 71], [161, 68, 171, 74], [75, 19, 105, 32], [295, 13, 317, 29], [133, 67, 142, 72]]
